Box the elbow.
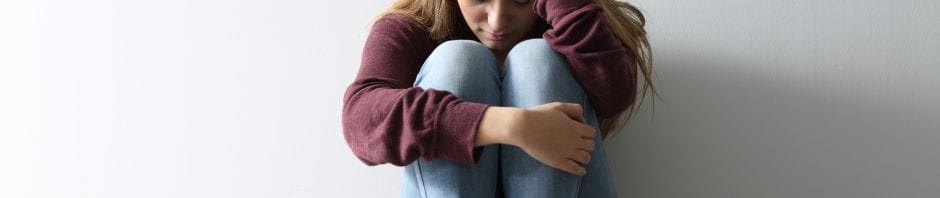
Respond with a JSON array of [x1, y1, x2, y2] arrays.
[[340, 83, 418, 167], [341, 98, 409, 167], [341, 93, 382, 166], [341, 117, 386, 167], [593, 79, 635, 118]]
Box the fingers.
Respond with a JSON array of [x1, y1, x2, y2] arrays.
[[569, 149, 592, 165], [580, 138, 596, 152], [554, 102, 585, 123], [556, 103, 595, 139], [559, 159, 587, 176], [580, 124, 596, 140], [563, 142, 594, 176]]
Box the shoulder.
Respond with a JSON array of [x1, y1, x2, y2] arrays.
[[370, 14, 431, 40], [364, 14, 436, 64]]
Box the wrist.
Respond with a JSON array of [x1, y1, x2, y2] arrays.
[[475, 106, 525, 146]]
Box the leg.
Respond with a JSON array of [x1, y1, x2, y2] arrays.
[[500, 39, 618, 197], [401, 40, 503, 198]]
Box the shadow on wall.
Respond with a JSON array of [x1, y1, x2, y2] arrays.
[[601, 42, 939, 197]]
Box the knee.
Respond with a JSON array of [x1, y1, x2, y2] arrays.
[[510, 39, 554, 56], [437, 40, 490, 54], [501, 39, 587, 108], [504, 39, 572, 79], [422, 40, 499, 76], [415, 40, 501, 103]]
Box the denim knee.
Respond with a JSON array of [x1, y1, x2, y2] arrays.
[[503, 39, 574, 83], [508, 39, 557, 58], [499, 39, 616, 198], [417, 40, 500, 81], [503, 39, 584, 101], [403, 40, 503, 197], [415, 40, 501, 104]]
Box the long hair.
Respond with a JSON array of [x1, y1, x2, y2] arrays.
[[378, 0, 659, 139]]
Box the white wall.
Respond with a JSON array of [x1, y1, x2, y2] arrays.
[[1, 0, 937, 197]]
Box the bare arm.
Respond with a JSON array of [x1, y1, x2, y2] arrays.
[[475, 102, 597, 176]]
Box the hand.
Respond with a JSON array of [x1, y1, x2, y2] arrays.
[[510, 102, 597, 176]]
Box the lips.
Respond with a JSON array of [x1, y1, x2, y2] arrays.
[[485, 32, 508, 41]]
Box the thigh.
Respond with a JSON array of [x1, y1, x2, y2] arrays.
[[571, 102, 618, 198], [402, 145, 501, 198], [499, 39, 617, 197], [401, 40, 504, 198], [500, 88, 617, 198]]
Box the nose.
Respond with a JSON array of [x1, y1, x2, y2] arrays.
[[487, 1, 510, 32]]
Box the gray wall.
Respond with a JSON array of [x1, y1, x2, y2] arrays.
[[0, 0, 937, 197], [608, 0, 940, 197]]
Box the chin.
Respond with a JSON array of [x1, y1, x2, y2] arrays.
[[481, 41, 513, 52], [479, 41, 499, 50]]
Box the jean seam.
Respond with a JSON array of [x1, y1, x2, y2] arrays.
[[414, 161, 428, 198], [575, 176, 583, 197], [574, 94, 592, 197]]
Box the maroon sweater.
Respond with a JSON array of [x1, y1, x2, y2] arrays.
[[342, 0, 636, 166]]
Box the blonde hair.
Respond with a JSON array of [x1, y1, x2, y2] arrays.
[[378, 0, 658, 139]]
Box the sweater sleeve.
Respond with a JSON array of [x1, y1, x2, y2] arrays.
[[534, 0, 637, 118], [342, 15, 489, 166]]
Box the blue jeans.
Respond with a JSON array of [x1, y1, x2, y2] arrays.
[[402, 39, 617, 198]]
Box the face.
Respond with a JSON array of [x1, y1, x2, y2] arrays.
[[456, 0, 538, 52]]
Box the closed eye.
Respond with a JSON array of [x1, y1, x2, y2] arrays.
[[469, 0, 530, 6], [472, 0, 489, 5]]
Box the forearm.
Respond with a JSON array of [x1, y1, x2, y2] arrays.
[[475, 106, 525, 146], [474, 103, 596, 176]]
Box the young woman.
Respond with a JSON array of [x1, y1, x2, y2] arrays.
[[342, 0, 655, 197]]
